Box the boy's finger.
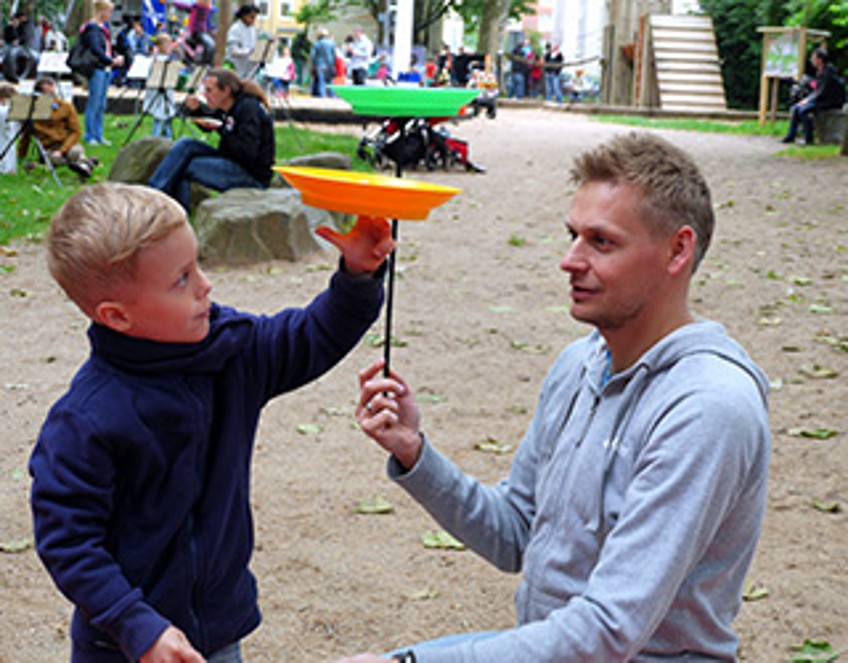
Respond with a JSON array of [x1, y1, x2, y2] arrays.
[[315, 225, 343, 245]]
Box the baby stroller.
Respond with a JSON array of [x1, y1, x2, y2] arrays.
[[357, 116, 486, 173]]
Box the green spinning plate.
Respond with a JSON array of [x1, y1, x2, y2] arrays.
[[330, 85, 480, 117]]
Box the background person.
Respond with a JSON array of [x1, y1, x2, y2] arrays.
[[0, 83, 18, 174], [80, 0, 124, 145], [225, 3, 258, 78], [348, 26, 372, 85], [340, 132, 771, 663], [18, 77, 98, 179], [309, 27, 336, 97], [30, 182, 393, 663], [781, 47, 846, 145], [143, 34, 178, 138], [147, 67, 274, 213]]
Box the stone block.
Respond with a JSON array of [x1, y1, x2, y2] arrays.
[[814, 106, 847, 145]]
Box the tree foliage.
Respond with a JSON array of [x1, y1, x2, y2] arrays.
[[701, 0, 847, 110]]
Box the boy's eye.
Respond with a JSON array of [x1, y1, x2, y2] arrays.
[[176, 272, 190, 287]]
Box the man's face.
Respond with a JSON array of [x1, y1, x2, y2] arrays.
[[203, 77, 229, 109], [242, 11, 257, 26], [118, 223, 213, 343], [561, 181, 674, 334]]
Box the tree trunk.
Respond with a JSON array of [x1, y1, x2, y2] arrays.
[[216, 0, 232, 67], [478, 0, 510, 61]]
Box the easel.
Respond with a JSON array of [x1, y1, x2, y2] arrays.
[[123, 59, 181, 146], [246, 38, 277, 83], [175, 65, 208, 138], [756, 26, 830, 126], [0, 94, 63, 188], [122, 54, 153, 115]]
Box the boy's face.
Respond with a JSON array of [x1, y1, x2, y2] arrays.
[[117, 224, 213, 344]]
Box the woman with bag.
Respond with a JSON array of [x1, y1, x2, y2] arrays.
[[79, 0, 123, 145]]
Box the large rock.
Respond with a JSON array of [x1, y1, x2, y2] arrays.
[[107, 136, 172, 183], [194, 188, 349, 264], [814, 106, 847, 145]]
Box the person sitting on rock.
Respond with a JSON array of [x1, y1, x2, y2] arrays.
[[148, 67, 274, 213], [781, 47, 846, 146]]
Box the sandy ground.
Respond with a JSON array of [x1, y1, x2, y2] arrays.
[[1, 108, 846, 662]]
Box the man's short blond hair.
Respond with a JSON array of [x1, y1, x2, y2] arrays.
[[47, 183, 187, 316], [570, 132, 714, 270]]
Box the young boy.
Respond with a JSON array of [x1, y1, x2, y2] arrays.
[[29, 183, 393, 662]]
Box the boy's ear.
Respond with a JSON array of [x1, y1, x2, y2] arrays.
[[93, 301, 132, 333]]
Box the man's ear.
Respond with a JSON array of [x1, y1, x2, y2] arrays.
[[93, 300, 132, 333], [667, 225, 696, 276]]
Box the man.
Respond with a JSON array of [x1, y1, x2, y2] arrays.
[[781, 47, 846, 145], [309, 27, 336, 97], [19, 77, 97, 179], [148, 68, 274, 213], [342, 133, 771, 662], [544, 42, 564, 104], [348, 26, 372, 86]]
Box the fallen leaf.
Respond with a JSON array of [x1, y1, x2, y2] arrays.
[[416, 393, 446, 404], [742, 579, 769, 602], [422, 530, 466, 551], [788, 638, 837, 663], [474, 437, 513, 455], [296, 423, 324, 435], [787, 428, 839, 440], [808, 304, 834, 314], [489, 305, 516, 313], [798, 364, 838, 379], [811, 500, 841, 514], [0, 537, 34, 554], [355, 494, 394, 515], [407, 587, 439, 600]]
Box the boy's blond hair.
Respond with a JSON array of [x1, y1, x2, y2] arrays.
[[0, 83, 16, 102], [48, 183, 187, 316]]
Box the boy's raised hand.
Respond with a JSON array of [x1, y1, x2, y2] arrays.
[[316, 215, 395, 275]]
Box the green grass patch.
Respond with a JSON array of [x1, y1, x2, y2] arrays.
[[592, 114, 789, 136], [774, 144, 842, 159], [0, 113, 365, 246]]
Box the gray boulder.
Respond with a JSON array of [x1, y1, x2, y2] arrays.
[[194, 188, 350, 264], [107, 136, 172, 183]]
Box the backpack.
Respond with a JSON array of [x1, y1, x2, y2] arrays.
[[66, 26, 99, 79]]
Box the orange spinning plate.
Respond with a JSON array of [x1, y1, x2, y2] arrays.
[[275, 167, 461, 221]]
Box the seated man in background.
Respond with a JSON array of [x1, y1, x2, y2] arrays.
[[781, 47, 846, 145], [19, 77, 97, 179], [148, 67, 274, 213]]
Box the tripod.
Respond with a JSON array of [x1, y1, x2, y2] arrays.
[[123, 59, 180, 146], [0, 94, 63, 188]]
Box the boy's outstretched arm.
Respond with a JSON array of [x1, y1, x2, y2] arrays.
[[316, 215, 395, 275]]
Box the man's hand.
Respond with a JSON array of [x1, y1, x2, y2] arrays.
[[50, 149, 63, 161], [357, 360, 423, 470], [316, 215, 394, 275], [140, 625, 205, 663]]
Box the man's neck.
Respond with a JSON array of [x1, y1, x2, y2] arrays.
[[603, 308, 694, 374]]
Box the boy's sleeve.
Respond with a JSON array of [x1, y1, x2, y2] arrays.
[[251, 259, 386, 400], [29, 408, 171, 661]]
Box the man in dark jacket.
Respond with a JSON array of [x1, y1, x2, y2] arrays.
[[781, 47, 846, 145], [148, 68, 275, 213]]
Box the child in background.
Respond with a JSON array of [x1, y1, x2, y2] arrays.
[[30, 182, 393, 662], [143, 33, 178, 138], [0, 83, 18, 174]]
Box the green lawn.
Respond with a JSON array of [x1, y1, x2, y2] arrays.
[[0, 113, 364, 246]]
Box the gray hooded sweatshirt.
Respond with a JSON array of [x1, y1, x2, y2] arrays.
[[390, 320, 771, 662]]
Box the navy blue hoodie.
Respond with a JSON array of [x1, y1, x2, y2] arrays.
[[30, 266, 384, 661]]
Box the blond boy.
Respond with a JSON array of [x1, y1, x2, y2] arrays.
[[30, 183, 393, 662]]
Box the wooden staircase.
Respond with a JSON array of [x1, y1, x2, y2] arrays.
[[638, 14, 727, 112]]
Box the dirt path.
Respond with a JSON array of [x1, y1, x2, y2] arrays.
[[1, 108, 846, 662]]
